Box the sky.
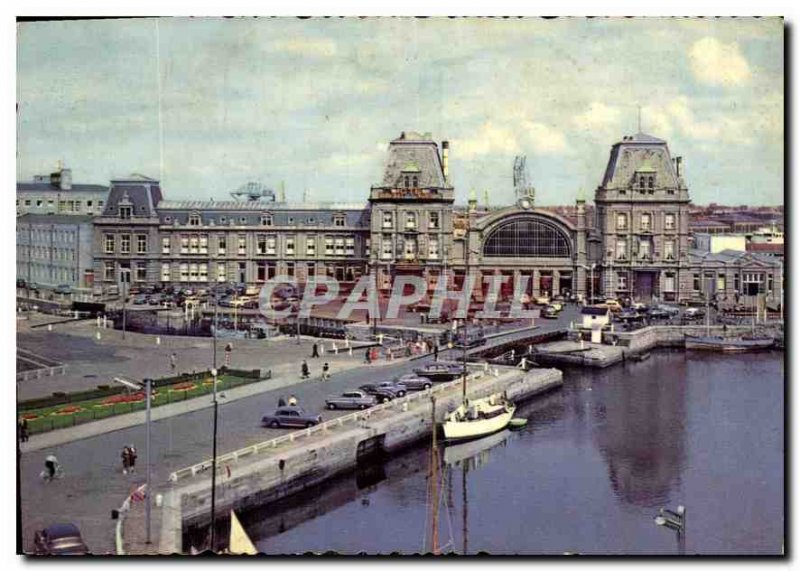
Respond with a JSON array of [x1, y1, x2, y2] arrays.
[[16, 17, 784, 206]]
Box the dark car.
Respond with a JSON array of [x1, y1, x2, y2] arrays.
[[358, 384, 396, 403], [394, 373, 433, 391], [414, 362, 466, 382], [33, 523, 89, 555], [132, 294, 149, 305], [54, 284, 72, 295], [261, 406, 322, 428], [454, 330, 486, 348]]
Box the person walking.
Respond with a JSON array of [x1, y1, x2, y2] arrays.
[[288, 394, 298, 406], [311, 342, 320, 358], [365, 349, 372, 364], [18, 419, 29, 443], [301, 360, 310, 379], [128, 445, 138, 474], [434, 343, 439, 362], [169, 352, 177, 372], [121, 446, 131, 474], [321, 362, 330, 381]]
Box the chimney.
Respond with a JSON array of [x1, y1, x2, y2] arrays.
[[60, 168, 72, 190], [441, 141, 450, 182], [675, 156, 682, 178]]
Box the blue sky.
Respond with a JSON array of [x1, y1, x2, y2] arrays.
[[16, 17, 783, 205]]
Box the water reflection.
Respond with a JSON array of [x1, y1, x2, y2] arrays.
[[592, 354, 688, 508]]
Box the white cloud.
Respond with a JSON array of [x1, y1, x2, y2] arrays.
[[688, 37, 751, 86], [522, 122, 569, 154], [455, 122, 521, 158], [572, 102, 622, 131], [270, 37, 337, 58]]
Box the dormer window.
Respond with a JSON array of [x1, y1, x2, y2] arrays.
[[119, 206, 132, 220], [333, 214, 346, 227], [189, 213, 201, 226], [412, 176, 418, 188], [647, 176, 654, 189], [261, 214, 273, 226], [404, 176, 410, 189]]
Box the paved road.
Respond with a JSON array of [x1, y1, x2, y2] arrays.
[[18, 306, 581, 554]]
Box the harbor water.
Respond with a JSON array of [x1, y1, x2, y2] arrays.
[[243, 350, 783, 555]]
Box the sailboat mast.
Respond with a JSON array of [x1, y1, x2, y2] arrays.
[[430, 396, 440, 555]]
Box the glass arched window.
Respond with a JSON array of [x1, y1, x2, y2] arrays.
[[482, 217, 571, 258]]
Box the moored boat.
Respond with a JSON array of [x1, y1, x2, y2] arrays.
[[442, 394, 516, 441], [685, 334, 774, 352]]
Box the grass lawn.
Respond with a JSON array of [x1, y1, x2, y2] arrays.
[[19, 374, 256, 434]]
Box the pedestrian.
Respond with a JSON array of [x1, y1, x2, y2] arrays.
[[288, 394, 298, 406], [169, 352, 177, 372], [18, 419, 29, 443], [121, 446, 130, 474], [434, 344, 439, 362], [278, 396, 287, 407], [301, 360, 310, 379], [322, 362, 330, 381], [365, 349, 372, 364], [128, 445, 138, 473], [311, 342, 320, 358]]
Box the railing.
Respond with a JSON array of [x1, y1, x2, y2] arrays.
[[168, 370, 495, 484]]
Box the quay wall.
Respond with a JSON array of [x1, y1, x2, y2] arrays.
[[611, 325, 758, 354], [160, 365, 562, 553]]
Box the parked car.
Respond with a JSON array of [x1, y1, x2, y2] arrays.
[[684, 307, 705, 320], [375, 380, 409, 397], [33, 523, 89, 555], [414, 362, 466, 382], [326, 390, 378, 410], [261, 406, 322, 428], [393, 373, 433, 391], [454, 329, 487, 348], [132, 294, 149, 305], [602, 299, 623, 313], [548, 301, 564, 312], [542, 305, 560, 319], [534, 295, 550, 306], [616, 308, 643, 321], [630, 301, 648, 312], [148, 294, 163, 306], [358, 384, 397, 403], [54, 284, 72, 295]]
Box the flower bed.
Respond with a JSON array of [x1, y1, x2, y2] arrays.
[[53, 405, 83, 415], [170, 382, 197, 392]]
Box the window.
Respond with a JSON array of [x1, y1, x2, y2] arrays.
[[87, 200, 93, 208], [98, 200, 104, 207], [36, 199, 43, 207], [266, 236, 277, 255], [199, 235, 208, 254], [734, 273, 740, 292], [199, 264, 208, 282], [664, 273, 676, 292], [616, 272, 628, 290], [335, 237, 345, 256], [217, 263, 227, 282], [639, 240, 651, 260], [664, 240, 675, 261], [640, 214, 651, 232], [120, 235, 131, 254], [647, 176, 654, 192], [119, 206, 132, 219], [24, 199, 31, 207], [381, 235, 393, 259], [104, 261, 115, 281], [189, 263, 199, 282], [104, 234, 115, 254], [325, 237, 334, 256], [267, 261, 276, 280], [334, 214, 345, 227], [404, 238, 416, 259], [238, 236, 247, 256], [615, 238, 627, 260], [768, 274, 774, 292], [218, 236, 226, 255], [135, 262, 147, 282], [307, 237, 316, 256], [189, 236, 199, 254], [180, 237, 189, 254], [48, 199, 55, 208], [179, 264, 188, 281], [482, 218, 572, 258], [616, 213, 628, 231], [665, 213, 676, 230], [429, 239, 439, 259], [345, 237, 355, 256], [287, 217, 295, 225], [307, 217, 315, 225], [257, 235, 267, 255], [404, 176, 410, 189], [285, 237, 295, 256], [136, 235, 148, 254], [412, 176, 418, 188], [693, 273, 700, 292], [261, 214, 273, 227], [161, 263, 170, 282], [189, 214, 201, 226], [717, 274, 726, 291], [286, 262, 295, 277], [256, 262, 266, 283], [240, 217, 247, 225], [161, 237, 171, 254], [429, 212, 440, 229], [405, 212, 417, 229], [382, 212, 393, 229]]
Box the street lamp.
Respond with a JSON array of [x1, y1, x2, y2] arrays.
[[209, 367, 219, 551], [120, 268, 131, 340], [654, 504, 686, 554], [113, 376, 154, 544], [580, 263, 596, 304]]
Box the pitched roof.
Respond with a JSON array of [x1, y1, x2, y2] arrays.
[[17, 182, 108, 194], [377, 132, 447, 189]]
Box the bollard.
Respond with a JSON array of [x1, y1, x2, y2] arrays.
[[156, 336, 161, 346], [103, 316, 108, 329], [483, 361, 489, 372], [349, 347, 353, 356], [155, 494, 163, 508], [345, 338, 350, 349], [333, 342, 338, 355], [96, 331, 101, 340], [47, 324, 52, 332], [97, 316, 101, 328]]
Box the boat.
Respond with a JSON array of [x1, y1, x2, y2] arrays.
[[442, 394, 516, 441], [508, 417, 528, 429], [684, 334, 774, 352], [627, 351, 651, 362], [443, 428, 512, 467]]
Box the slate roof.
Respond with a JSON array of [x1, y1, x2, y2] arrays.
[[17, 182, 108, 193], [687, 248, 782, 267], [157, 200, 367, 211], [600, 132, 679, 190], [102, 180, 162, 217], [16, 213, 94, 225], [377, 132, 447, 189]]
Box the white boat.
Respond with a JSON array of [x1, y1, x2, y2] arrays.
[[684, 334, 774, 352], [442, 394, 516, 441]]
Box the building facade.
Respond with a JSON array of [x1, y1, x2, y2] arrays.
[[16, 214, 94, 288], [17, 165, 109, 216], [85, 130, 782, 308]]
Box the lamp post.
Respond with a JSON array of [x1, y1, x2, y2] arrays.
[[654, 504, 686, 555], [209, 367, 219, 551], [580, 263, 596, 304], [121, 268, 130, 339]]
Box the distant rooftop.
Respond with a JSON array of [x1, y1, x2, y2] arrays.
[[17, 213, 94, 224], [157, 200, 367, 211]]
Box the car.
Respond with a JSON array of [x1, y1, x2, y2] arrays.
[[616, 308, 642, 321], [375, 380, 409, 397], [454, 330, 487, 348], [393, 373, 433, 391], [534, 295, 550, 306], [548, 301, 564, 312], [358, 384, 397, 403], [326, 390, 378, 410], [148, 294, 163, 305], [33, 523, 89, 555], [132, 294, 149, 305], [54, 284, 72, 295], [602, 299, 623, 313], [261, 406, 322, 428], [684, 307, 705, 319], [414, 362, 466, 382], [542, 305, 560, 319], [630, 301, 648, 312]]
